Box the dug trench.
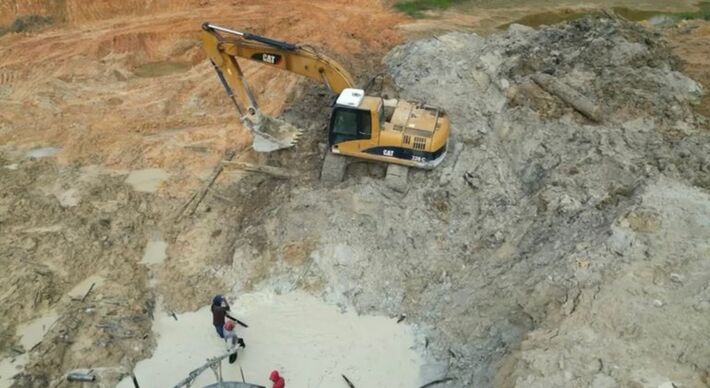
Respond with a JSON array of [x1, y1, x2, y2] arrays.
[[1, 8, 710, 388]]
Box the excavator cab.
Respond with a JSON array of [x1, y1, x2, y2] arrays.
[[329, 89, 376, 146]]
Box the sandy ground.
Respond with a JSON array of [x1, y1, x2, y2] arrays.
[[117, 291, 424, 387]]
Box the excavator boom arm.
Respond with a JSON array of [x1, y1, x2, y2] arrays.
[[201, 23, 355, 98], [201, 23, 357, 151]]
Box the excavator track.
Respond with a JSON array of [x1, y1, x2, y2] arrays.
[[320, 152, 347, 183]]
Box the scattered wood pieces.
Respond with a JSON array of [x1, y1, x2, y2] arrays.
[[222, 160, 292, 179], [531, 73, 602, 123], [342, 374, 355, 388], [177, 150, 236, 220]]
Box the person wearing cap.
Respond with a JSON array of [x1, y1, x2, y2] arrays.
[[269, 370, 285, 388], [211, 294, 231, 338]]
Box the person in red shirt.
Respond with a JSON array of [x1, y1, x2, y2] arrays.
[[269, 370, 285, 388]]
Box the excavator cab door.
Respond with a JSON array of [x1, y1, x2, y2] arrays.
[[328, 107, 372, 148]]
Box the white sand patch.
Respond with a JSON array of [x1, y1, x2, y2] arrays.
[[16, 311, 59, 351], [141, 238, 167, 265], [119, 291, 423, 387], [124, 168, 168, 192], [25, 147, 60, 159], [0, 354, 28, 387]]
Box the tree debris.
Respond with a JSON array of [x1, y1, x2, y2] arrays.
[[222, 160, 292, 179]]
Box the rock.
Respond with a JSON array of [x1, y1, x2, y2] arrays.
[[669, 273, 684, 283]]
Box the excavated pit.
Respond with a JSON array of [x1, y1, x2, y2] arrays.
[[1, 3, 710, 388]]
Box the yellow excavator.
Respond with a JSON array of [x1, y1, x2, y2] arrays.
[[200, 23, 450, 181]]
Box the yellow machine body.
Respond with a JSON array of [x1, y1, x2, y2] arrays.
[[201, 23, 450, 169]]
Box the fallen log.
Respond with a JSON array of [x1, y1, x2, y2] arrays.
[[531, 73, 602, 122]]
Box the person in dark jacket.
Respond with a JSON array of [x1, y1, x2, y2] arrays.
[[211, 294, 230, 338], [269, 370, 285, 388]]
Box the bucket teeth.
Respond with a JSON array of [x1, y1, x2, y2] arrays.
[[248, 115, 304, 152]]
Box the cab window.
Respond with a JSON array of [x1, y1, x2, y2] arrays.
[[330, 107, 372, 145]]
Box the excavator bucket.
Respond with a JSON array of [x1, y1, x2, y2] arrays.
[[247, 114, 303, 152]]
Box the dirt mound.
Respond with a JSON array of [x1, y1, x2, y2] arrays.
[[380, 15, 708, 386]]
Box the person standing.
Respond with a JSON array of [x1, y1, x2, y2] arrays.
[[211, 294, 230, 338], [269, 370, 285, 388], [223, 320, 245, 363]]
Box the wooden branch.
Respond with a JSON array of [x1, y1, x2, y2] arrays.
[[177, 150, 236, 220], [222, 161, 292, 179], [81, 282, 96, 302], [342, 374, 356, 388]]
